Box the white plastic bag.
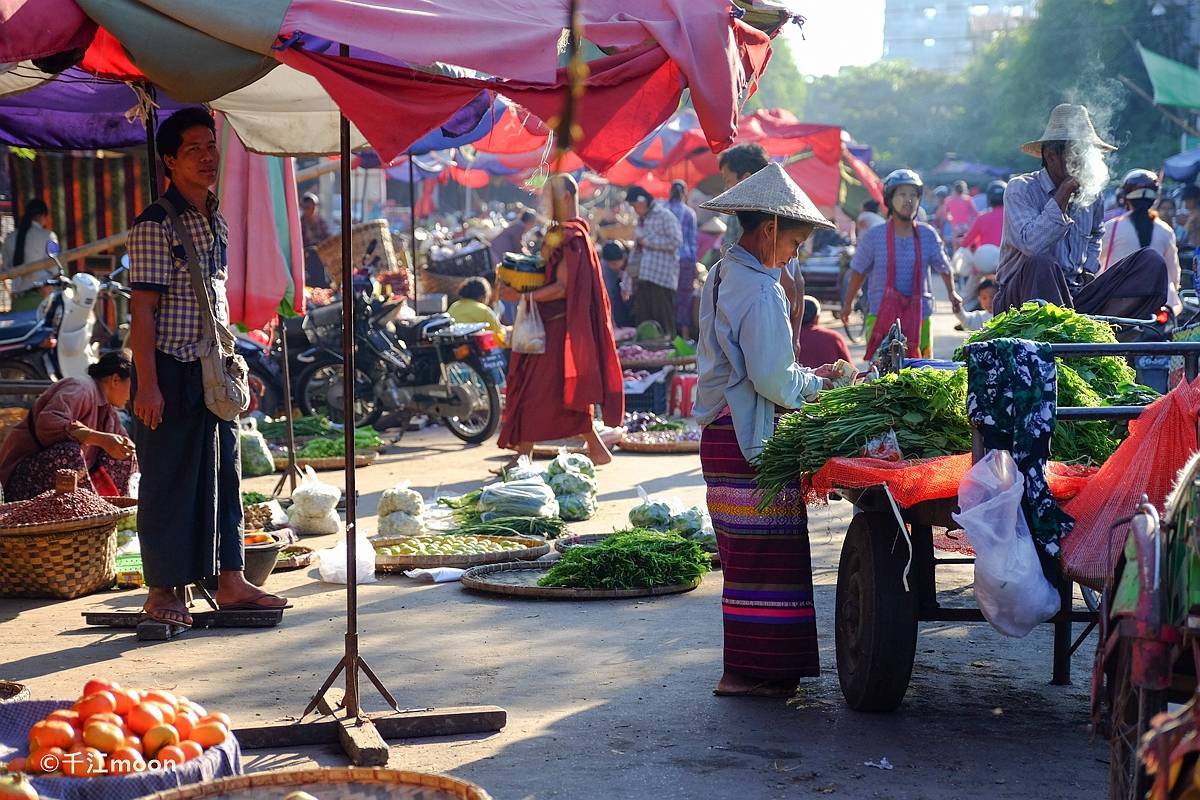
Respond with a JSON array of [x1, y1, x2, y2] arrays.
[[239, 430, 275, 477], [511, 295, 546, 354], [291, 466, 341, 516], [317, 529, 377, 584], [287, 505, 342, 536], [952, 449, 1059, 637]]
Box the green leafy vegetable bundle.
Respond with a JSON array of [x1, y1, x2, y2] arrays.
[[258, 415, 332, 440], [537, 530, 711, 589], [450, 516, 567, 539], [754, 368, 972, 506], [439, 489, 483, 525], [297, 428, 383, 458]]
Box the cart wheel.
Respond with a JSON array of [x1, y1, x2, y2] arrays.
[[835, 512, 918, 712], [1107, 636, 1167, 800]]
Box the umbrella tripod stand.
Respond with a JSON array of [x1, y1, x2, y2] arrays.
[[234, 99, 506, 765]]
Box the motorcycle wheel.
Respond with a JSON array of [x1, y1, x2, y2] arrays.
[[246, 363, 282, 418], [295, 360, 383, 429], [0, 358, 49, 382], [442, 360, 501, 444]]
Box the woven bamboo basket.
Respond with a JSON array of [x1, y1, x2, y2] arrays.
[[420, 269, 473, 298], [617, 434, 701, 454], [372, 534, 549, 572], [273, 544, 317, 572], [0, 478, 135, 599], [273, 453, 377, 472], [139, 767, 493, 799], [0, 680, 30, 703], [314, 220, 398, 277]]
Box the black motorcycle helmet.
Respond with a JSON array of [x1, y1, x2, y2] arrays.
[[882, 169, 924, 215], [986, 180, 1007, 207], [1121, 169, 1159, 202]]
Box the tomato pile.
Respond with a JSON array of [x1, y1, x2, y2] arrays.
[[3, 680, 231, 779]]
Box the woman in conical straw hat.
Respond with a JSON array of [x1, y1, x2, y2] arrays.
[[693, 163, 840, 698]]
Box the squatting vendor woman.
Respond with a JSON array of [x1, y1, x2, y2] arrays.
[[0, 351, 136, 500], [694, 164, 838, 698]]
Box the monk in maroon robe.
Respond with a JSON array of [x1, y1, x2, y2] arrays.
[[497, 174, 624, 465]]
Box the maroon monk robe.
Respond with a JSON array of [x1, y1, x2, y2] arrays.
[[498, 219, 624, 448]]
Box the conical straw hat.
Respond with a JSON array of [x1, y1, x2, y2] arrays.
[[700, 162, 835, 230], [1022, 103, 1117, 158]]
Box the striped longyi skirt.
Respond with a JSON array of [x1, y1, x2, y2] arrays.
[[701, 415, 819, 682]]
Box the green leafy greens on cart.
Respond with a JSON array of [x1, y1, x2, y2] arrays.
[[537, 529, 711, 589], [753, 368, 972, 507]]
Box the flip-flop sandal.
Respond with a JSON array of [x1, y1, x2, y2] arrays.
[[218, 595, 292, 612], [142, 606, 193, 629], [712, 682, 796, 698]]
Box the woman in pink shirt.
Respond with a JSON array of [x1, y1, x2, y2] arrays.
[[960, 180, 1006, 251]]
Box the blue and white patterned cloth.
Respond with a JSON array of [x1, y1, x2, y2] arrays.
[[0, 700, 243, 800], [129, 184, 231, 362]]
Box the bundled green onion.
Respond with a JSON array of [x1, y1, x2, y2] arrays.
[[449, 516, 566, 539]]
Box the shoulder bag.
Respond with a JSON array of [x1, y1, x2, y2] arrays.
[[156, 199, 250, 421]]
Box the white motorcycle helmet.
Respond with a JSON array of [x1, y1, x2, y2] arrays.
[[974, 244, 1001, 275]]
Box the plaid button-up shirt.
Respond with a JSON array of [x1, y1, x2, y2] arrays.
[[632, 202, 682, 290], [129, 185, 230, 362]]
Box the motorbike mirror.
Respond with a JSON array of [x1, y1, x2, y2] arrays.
[[46, 240, 61, 258]]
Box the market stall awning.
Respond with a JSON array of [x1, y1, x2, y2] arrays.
[[1138, 42, 1200, 110], [1164, 147, 1200, 184]]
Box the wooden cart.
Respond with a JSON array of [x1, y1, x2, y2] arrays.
[[832, 341, 1200, 713]]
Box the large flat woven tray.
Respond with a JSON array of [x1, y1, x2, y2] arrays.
[[0, 495, 136, 536], [617, 434, 700, 454], [140, 767, 491, 800], [460, 560, 702, 600], [273, 453, 376, 471], [554, 533, 720, 567], [373, 535, 549, 571]]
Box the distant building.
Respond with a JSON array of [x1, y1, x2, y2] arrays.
[[883, 1, 1039, 73]]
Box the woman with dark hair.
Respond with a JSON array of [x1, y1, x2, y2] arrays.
[[1100, 169, 1182, 315], [1, 198, 59, 311], [694, 164, 839, 698], [0, 351, 137, 500]]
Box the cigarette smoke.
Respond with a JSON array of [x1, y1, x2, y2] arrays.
[[1065, 140, 1109, 208], [1061, 62, 1125, 208]]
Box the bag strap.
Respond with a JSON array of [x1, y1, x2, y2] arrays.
[[156, 198, 234, 356]]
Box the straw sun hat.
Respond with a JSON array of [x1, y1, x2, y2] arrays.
[[700, 162, 835, 230], [1021, 103, 1117, 158]]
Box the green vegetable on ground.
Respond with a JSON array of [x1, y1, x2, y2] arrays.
[[450, 516, 567, 539], [439, 489, 484, 525], [258, 415, 332, 440], [537, 529, 711, 590], [241, 491, 270, 506], [297, 428, 383, 459]]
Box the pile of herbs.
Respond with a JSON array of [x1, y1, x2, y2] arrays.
[[754, 368, 971, 507], [450, 516, 566, 539], [537, 529, 711, 589], [259, 415, 332, 440], [297, 427, 383, 458]]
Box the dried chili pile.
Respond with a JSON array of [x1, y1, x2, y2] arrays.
[[0, 489, 121, 526]]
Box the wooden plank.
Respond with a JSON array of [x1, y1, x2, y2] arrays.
[[318, 689, 388, 767], [233, 720, 340, 750], [83, 609, 284, 629], [369, 706, 507, 739], [136, 620, 183, 641]]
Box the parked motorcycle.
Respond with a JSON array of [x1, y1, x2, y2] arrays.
[[293, 294, 504, 443], [0, 241, 128, 381], [1090, 307, 1175, 393]]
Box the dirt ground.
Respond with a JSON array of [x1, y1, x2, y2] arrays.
[[1, 305, 1108, 799]]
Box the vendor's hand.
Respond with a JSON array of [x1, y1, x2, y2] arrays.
[[135, 383, 164, 430], [839, 305, 852, 327], [949, 292, 964, 314], [97, 433, 136, 461], [497, 282, 521, 304], [813, 364, 840, 381], [1054, 177, 1081, 210]]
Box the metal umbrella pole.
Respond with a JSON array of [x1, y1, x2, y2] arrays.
[[271, 314, 303, 496], [408, 154, 419, 307]]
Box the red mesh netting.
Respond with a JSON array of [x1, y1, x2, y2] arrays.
[[806, 454, 1096, 508], [1060, 378, 1200, 588]]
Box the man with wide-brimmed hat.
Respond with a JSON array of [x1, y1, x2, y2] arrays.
[[693, 163, 840, 699], [993, 103, 1168, 317]]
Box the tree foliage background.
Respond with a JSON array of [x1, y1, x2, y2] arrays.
[[791, 0, 1194, 177]]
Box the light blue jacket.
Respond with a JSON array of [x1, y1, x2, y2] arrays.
[[694, 245, 821, 461]]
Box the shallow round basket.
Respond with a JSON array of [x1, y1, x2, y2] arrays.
[[140, 767, 492, 800], [420, 269, 472, 298], [555, 532, 720, 567], [274, 544, 317, 572], [617, 434, 701, 454], [373, 535, 549, 572], [461, 560, 702, 600], [0, 680, 29, 703], [274, 453, 376, 471]]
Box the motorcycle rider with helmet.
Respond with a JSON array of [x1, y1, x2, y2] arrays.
[[1100, 169, 1182, 315], [842, 169, 962, 359]]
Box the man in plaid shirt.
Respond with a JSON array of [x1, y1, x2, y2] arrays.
[[129, 107, 286, 628], [626, 186, 682, 337]]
